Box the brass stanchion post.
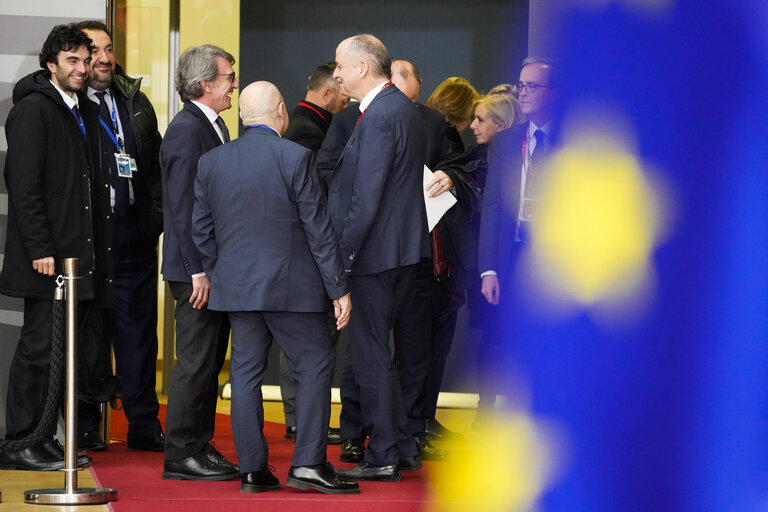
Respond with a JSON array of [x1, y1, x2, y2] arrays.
[[25, 258, 117, 505]]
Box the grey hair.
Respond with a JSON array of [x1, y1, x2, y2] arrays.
[[521, 56, 559, 87], [176, 44, 235, 102], [347, 34, 391, 80]]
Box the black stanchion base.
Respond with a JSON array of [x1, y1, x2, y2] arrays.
[[24, 487, 117, 505]]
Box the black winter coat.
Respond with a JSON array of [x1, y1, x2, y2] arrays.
[[89, 66, 163, 241], [0, 70, 111, 302]]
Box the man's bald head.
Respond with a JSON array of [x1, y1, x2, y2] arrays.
[[239, 81, 289, 134], [339, 34, 391, 80], [391, 60, 421, 103], [333, 34, 391, 101]]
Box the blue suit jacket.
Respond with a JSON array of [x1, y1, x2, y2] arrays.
[[478, 123, 527, 279], [192, 127, 348, 312], [327, 85, 426, 275], [159, 101, 223, 282]]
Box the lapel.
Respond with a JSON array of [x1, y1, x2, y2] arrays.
[[184, 101, 222, 147], [337, 86, 396, 168]]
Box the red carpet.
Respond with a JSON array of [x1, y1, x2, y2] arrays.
[[88, 405, 431, 511]]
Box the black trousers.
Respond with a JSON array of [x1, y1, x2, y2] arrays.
[[392, 258, 433, 436], [423, 276, 462, 421], [164, 281, 230, 461], [6, 298, 103, 440], [344, 265, 419, 466], [111, 207, 162, 440]]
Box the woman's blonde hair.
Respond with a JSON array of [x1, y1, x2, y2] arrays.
[[474, 93, 520, 131], [426, 77, 481, 128]]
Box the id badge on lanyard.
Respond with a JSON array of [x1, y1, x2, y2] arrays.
[[518, 127, 536, 223]]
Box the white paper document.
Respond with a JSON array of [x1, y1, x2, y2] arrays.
[[423, 166, 457, 232]]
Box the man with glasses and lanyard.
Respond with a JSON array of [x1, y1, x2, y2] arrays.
[[479, 57, 559, 306], [476, 58, 559, 413]]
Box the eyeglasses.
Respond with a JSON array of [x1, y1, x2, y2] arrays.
[[515, 81, 551, 93], [218, 72, 237, 83]]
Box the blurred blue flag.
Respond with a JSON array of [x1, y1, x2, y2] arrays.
[[497, 2, 768, 510]]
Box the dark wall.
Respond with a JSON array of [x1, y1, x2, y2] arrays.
[[240, 0, 528, 118], [240, 0, 528, 394]]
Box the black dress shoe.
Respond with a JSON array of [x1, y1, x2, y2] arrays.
[[414, 432, 447, 461], [204, 443, 239, 473], [336, 461, 401, 481], [399, 455, 422, 472], [0, 439, 90, 471], [287, 462, 360, 494], [284, 425, 297, 441], [163, 452, 240, 481], [127, 431, 165, 452], [340, 438, 365, 463], [240, 466, 280, 493], [425, 418, 463, 441], [326, 427, 342, 445], [42, 439, 92, 468], [79, 431, 107, 451]]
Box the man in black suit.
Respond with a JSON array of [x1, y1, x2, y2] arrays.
[[280, 61, 348, 445], [77, 21, 164, 452], [478, 58, 559, 414], [192, 81, 358, 495], [329, 34, 426, 482], [159, 44, 239, 481], [389, 59, 455, 458], [283, 62, 348, 152]]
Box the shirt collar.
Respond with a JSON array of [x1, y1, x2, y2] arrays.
[[528, 119, 552, 139], [86, 86, 112, 104], [49, 80, 78, 110], [191, 99, 220, 124], [358, 80, 390, 113]]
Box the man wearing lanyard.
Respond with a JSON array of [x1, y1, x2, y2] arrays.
[[159, 44, 240, 481], [0, 24, 106, 471], [329, 34, 426, 482], [76, 21, 165, 453], [279, 61, 348, 446], [477, 58, 559, 415], [479, 57, 559, 305]]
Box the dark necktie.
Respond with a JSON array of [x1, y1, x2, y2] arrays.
[[525, 129, 547, 197], [215, 116, 230, 142], [96, 91, 129, 216]]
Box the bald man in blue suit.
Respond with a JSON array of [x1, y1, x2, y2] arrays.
[[192, 81, 358, 495]]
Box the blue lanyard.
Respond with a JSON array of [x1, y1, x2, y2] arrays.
[[98, 92, 123, 150], [68, 105, 86, 141], [100, 118, 121, 150], [246, 124, 280, 136], [107, 95, 118, 132]]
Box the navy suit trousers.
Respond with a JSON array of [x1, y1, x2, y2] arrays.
[[229, 310, 334, 470], [346, 266, 419, 466]]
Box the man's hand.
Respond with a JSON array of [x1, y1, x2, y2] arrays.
[[333, 293, 352, 330], [32, 256, 55, 277], [481, 275, 500, 305], [190, 275, 210, 309], [426, 170, 454, 198]]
